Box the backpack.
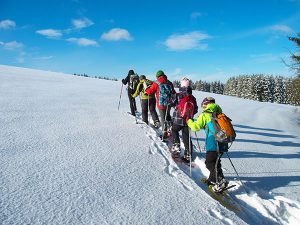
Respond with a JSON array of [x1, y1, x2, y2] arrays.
[[179, 95, 195, 119], [158, 82, 172, 107], [129, 74, 139, 90], [143, 79, 153, 90], [210, 112, 236, 143]]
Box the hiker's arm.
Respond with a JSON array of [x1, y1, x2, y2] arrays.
[[193, 97, 198, 115], [145, 82, 157, 95], [122, 75, 129, 85], [168, 94, 178, 108], [132, 83, 142, 98], [187, 113, 206, 132]]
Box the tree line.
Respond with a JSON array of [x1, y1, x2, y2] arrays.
[[173, 74, 299, 106], [73, 73, 118, 81], [173, 33, 300, 106]]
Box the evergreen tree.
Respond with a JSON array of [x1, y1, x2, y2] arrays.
[[273, 76, 285, 104], [288, 33, 300, 77]]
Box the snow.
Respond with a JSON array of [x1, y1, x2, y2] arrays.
[[0, 64, 300, 225]]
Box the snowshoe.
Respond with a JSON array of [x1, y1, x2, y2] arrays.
[[171, 143, 180, 154], [153, 120, 160, 129]]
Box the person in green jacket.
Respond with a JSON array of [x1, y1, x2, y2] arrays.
[[132, 75, 160, 127], [187, 97, 229, 192]]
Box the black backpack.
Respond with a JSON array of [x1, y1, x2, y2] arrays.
[[129, 74, 139, 90]]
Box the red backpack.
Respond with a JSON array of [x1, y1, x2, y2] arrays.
[[179, 95, 195, 119]]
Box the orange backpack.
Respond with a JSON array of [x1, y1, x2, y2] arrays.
[[211, 112, 236, 143]]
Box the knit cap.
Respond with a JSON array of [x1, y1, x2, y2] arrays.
[[156, 70, 165, 78], [201, 97, 215, 106], [180, 77, 191, 87], [139, 75, 146, 80]]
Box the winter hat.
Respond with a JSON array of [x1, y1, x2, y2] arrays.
[[180, 77, 191, 87], [128, 69, 135, 76], [201, 97, 215, 106], [156, 70, 165, 78], [139, 75, 146, 80]]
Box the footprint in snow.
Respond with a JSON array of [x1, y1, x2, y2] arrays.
[[208, 209, 234, 225]]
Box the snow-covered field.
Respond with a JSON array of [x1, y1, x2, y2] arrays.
[[0, 64, 300, 225]]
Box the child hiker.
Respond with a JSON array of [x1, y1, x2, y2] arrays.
[[187, 97, 229, 192]]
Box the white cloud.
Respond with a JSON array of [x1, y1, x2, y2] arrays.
[[36, 29, 63, 38], [231, 24, 294, 40], [270, 24, 294, 34], [249, 53, 285, 63], [72, 17, 94, 29], [101, 28, 133, 41], [34, 56, 53, 60], [164, 31, 211, 51], [190, 12, 203, 20], [66, 38, 98, 46], [1, 41, 23, 50], [0, 19, 16, 29]]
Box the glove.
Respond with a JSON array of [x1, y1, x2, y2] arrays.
[[186, 117, 193, 123], [122, 79, 126, 85]]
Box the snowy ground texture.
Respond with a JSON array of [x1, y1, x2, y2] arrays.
[[1, 64, 300, 225]]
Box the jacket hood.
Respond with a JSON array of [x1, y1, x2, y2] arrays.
[[157, 75, 167, 83], [128, 70, 135, 76], [203, 103, 222, 113]]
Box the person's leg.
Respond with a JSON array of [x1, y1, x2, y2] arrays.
[[166, 106, 172, 122], [141, 99, 148, 124], [159, 109, 167, 132], [216, 152, 224, 181], [205, 151, 218, 183], [128, 91, 136, 116], [159, 108, 169, 140], [133, 97, 137, 112], [149, 98, 159, 123], [182, 126, 193, 159], [171, 123, 181, 145]]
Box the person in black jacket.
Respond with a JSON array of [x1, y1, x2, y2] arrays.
[[122, 69, 139, 116]]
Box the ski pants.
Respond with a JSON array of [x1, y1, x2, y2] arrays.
[[205, 151, 224, 183], [127, 90, 137, 116], [141, 98, 159, 124], [172, 123, 193, 158], [158, 108, 171, 134]]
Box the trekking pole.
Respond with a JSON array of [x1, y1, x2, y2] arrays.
[[148, 96, 150, 125], [194, 132, 202, 154], [225, 152, 248, 194], [189, 127, 192, 177], [162, 104, 169, 140], [215, 151, 222, 184], [143, 80, 150, 124], [117, 83, 124, 111]]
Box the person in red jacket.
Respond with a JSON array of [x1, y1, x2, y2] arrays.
[[145, 70, 176, 141]]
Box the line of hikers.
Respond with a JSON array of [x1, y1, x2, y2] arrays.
[[122, 69, 229, 192]]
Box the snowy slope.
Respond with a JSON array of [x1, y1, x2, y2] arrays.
[[0, 65, 300, 225]]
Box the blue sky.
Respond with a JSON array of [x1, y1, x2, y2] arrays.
[[0, 0, 300, 82]]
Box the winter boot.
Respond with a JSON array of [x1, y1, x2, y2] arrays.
[[212, 178, 229, 193], [154, 120, 160, 129], [181, 155, 191, 164], [171, 143, 180, 156]]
